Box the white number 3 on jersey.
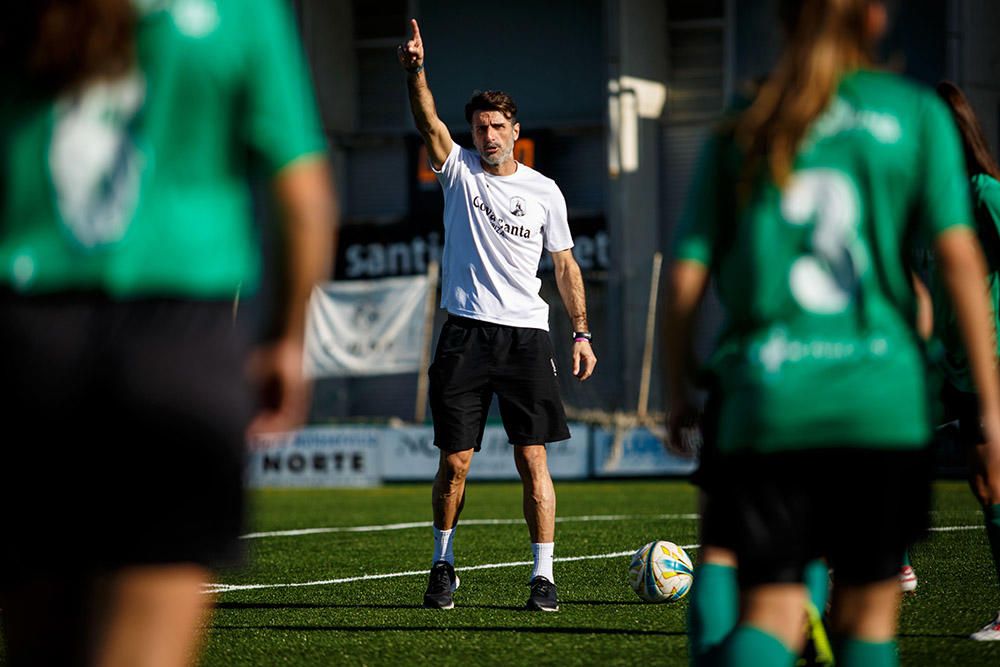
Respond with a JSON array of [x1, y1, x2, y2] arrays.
[[48, 72, 146, 249], [781, 169, 866, 314]]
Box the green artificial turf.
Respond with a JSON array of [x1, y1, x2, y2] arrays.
[[1, 480, 998, 665], [197, 480, 1000, 666], [204, 482, 698, 666]]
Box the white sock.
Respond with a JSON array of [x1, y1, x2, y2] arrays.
[[531, 542, 554, 582], [433, 526, 455, 566]]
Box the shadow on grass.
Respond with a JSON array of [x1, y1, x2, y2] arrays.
[[217, 602, 422, 611], [898, 632, 979, 640], [559, 599, 645, 606], [212, 625, 684, 637], [215, 602, 524, 611], [216, 600, 645, 611]]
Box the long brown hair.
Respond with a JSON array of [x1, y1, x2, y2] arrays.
[[936, 80, 1000, 182], [736, 0, 880, 190], [1, 0, 135, 97]]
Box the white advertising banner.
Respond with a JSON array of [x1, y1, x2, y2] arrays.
[[591, 427, 697, 477], [380, 424, 591, 481], [304, 276, 429, 377], [247, 427, 381, 487], [246, 424, 592, 487]]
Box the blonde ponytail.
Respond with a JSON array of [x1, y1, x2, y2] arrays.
[[737, 0, 877, 190]]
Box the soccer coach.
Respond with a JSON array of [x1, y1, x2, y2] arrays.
[[398, 19, 597, 612]]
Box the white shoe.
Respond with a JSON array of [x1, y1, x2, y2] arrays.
[[970, 612, 1000, 641], [899, 565, 917, 593]]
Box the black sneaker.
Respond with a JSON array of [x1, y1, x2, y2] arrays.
[[525, 576, 559, 612], [423, 560, 459, 609]]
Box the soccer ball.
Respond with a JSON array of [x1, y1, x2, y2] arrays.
[[629, 540, 694, 603]]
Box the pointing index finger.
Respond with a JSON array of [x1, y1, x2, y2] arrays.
[[410, 19, 421, 42]]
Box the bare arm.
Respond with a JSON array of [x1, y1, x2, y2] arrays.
[[936, 228, 1000, 440], [398, 19, 453, 169], [247, 156, 337, 437], [912, 271, 933, 341], [551, 248, 596, 381], [662, 260, 710, 452]]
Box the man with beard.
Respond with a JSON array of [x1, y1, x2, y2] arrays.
[[398, 19, 596, 612]]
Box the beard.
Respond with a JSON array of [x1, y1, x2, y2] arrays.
[[479, 140, 514, 167]]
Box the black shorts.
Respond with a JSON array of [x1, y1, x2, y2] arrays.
[[940, 381, 984, 445], [0, 293, 252, 579], [428, 315, 571, 451], [701, 447, 932, 588]]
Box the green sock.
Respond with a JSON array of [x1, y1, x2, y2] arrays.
[[803, 559, 829, 613], [901, 550, 911, 567], [688, 563, 738, 666], [835, 638, 898, 667], [986, 503, 1000, 586], [719, 625, 795, 667]]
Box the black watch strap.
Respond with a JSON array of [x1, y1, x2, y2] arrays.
[[573, 331, 593, 343]]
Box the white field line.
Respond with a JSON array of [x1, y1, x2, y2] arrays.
[[202, 544, 700, 594], [204, 519, 987, 595], [240, 513, 700, 540]]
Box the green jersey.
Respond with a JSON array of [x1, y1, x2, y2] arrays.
[[675, 70, 972, 454], [931, 173, 1000, 393], [0, 0, 325, 298]]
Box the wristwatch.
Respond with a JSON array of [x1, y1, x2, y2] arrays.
[[573, 331, 593, 343]]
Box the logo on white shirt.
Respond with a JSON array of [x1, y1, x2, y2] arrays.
[[510, 196, 527, 217], [472, 195, 532, 239]]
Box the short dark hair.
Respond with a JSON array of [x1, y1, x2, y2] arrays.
[[464, 90, 518, 125]]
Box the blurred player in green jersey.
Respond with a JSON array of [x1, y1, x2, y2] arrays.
[[930, 80, 1000, 641], [0, 1, 335, 664], [665, 1, 1000, 665]]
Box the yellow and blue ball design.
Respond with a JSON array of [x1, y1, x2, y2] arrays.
[[628, 540, 694, 603]]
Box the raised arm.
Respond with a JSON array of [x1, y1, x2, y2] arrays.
[[398, 19, 453, 169], [551, 249, 596, 381]]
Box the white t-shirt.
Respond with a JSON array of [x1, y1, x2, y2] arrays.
[[433, 143, 574, 331]]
